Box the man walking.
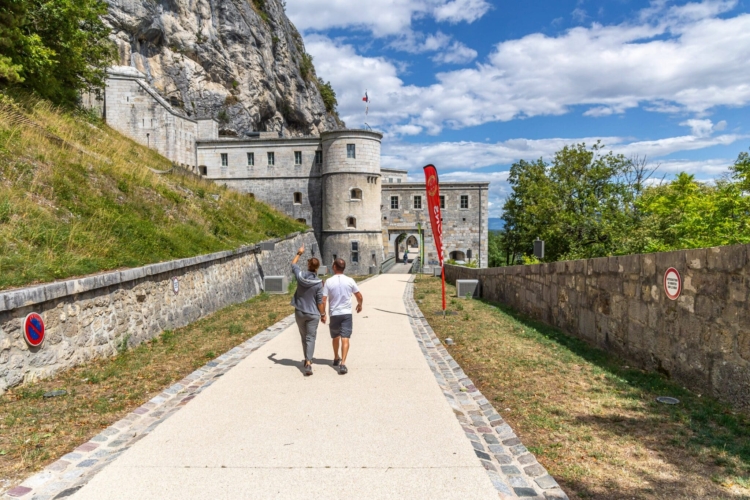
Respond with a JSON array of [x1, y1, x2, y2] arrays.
[[322, 258, 363, 375], [291, 245, 326, 376]]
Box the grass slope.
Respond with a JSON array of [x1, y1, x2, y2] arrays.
[[0, 94, 306, 290], [414, 276, 750, 500]]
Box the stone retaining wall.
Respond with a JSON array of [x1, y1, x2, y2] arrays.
[[0, 231, 318, 393], [444, 244, 750, 410]]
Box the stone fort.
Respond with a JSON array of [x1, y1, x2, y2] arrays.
[[89, 67, 489, 273]]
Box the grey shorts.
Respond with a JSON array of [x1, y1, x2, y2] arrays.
[[329, 314, 353, 339]]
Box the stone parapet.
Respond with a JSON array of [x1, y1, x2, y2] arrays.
[[444, 244, 750, 410], [0, 231, 317, 393]]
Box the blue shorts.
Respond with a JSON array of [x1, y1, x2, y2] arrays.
[[329, 314, 353, 339]]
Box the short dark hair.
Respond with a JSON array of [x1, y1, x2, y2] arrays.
[[307, 257, 320, 273], [333, 258, 346, 272]]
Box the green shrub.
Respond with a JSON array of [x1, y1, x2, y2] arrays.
[[317, 78, 337, 113]]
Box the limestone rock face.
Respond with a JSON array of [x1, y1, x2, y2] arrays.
[[104, 0, 341, 137]]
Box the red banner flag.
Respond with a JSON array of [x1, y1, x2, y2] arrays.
[[423, 164, 446, 312]]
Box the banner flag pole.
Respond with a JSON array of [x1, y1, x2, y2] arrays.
[[423, 164, 446, 316]]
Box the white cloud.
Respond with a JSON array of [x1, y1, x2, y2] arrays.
[[432, 41, 478, 64], [433, 0, 491, 23], [285, 0, 490, 37], [306, 2, 750, 135], [680, 118, 716, 137], [389, 31, 477, 64]]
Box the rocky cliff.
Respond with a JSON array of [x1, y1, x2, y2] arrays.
[[104, 0, 341, 137]]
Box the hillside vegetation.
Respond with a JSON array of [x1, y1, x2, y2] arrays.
[[0, 94, 306, 290]]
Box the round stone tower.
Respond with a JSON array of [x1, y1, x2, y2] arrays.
[[320, 130, 384, 275]]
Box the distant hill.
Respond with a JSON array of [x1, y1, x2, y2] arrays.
[[488, 218, 504, 231]]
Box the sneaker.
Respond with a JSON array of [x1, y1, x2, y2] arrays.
[[304, 363, 313, 376], [333, 358, 341, 366], [339, 364, 348, 375]]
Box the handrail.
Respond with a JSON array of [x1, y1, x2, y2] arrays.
[[380, 256, 396, 274]]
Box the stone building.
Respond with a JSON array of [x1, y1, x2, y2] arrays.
[[89, 67, 490, 271]]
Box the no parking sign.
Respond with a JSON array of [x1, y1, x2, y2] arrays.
[[23, 313, 45, 348]]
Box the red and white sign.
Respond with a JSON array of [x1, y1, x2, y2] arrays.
[[664, 268, 682, 301], [423, 164, 446, 312], [23, 313, 45, 348]]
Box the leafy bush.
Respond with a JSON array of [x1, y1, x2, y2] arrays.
[[317, 78, 337, 113], [299, 52, 314, 81], [0, 0, 115, 106]]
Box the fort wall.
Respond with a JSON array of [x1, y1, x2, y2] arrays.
[[382, 183, 489, 268], [0, 232, 317, 393], [444, 244, 750, 410]]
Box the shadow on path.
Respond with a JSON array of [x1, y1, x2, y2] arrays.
[[267, 353, 339, 373]]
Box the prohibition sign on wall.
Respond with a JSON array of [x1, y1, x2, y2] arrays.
[[23, 313, 45, 348], [664, 268, 682, 301]]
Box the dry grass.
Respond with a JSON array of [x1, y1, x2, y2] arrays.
[[0, 290, 295, 493], [0, 93, 305, 290], [414, 275, 750, 500]]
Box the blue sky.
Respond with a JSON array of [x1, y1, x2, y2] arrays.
[[284, 0, 750, 216]]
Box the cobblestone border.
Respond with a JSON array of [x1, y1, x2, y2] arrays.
[[404, 277, 568, 500], [2, 315, 297, 500]]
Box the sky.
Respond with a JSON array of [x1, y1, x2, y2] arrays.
[[283, 0, 750, 217]]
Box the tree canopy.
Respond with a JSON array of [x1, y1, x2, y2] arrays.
[[495, 145, 750, 265], [0, 0, 114, 105]]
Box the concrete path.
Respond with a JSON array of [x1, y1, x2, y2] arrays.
[[68, 275, 499, 499], [6, 275, 567, 500]]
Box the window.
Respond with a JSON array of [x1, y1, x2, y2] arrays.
[[347, 144, 356, 159], [315, 150, 323, 164], [199, 166, 207, 176], [267, 152, 275, 166], [296, 218, 306, 224], [413, 195, 422, 209], [397, 179, 402, 183], [390, 196, 399, 210], [351, 241, 359, 263], [248, 193, 255, 199], [247, 153, 254, 166], [293, 192, 302, 205], [440, 195, 445, 209], [294, 151, 302, 165], [347, 217, 357, 228], [460, 195, 469, 209], [221, 153, 228, 167], [350, 188, 362, 200]]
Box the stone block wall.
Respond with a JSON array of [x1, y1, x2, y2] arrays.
[[0, 231, 317, 393], [444, 244, 750, 410], [383, 182, 489, 268], [105, 68, 198, 168]]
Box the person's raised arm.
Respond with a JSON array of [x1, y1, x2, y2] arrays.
[[291, 245, 305, 266], [354, 291, 363, 314]]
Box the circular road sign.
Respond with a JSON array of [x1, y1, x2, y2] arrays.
[[172, 277, 179, 295], [664, 268, 682, 301], [23, 313, 45, 348]]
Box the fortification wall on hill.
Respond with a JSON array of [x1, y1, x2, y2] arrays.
[[0, 231, 317, 393], [444, 244, 750, 410]]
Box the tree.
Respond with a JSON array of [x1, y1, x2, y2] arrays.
[[317, 78, 337, 114], [501, 143, 638, 263], [0, 0, 114, 105]]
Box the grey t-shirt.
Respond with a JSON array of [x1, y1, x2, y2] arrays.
[[290, 264, 323, 316]]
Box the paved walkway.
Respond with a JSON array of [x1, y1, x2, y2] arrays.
[[5, 275, 566, 500]]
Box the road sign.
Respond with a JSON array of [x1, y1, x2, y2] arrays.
[[23, 313, 45, 348], [172, 277, 179, 295], [664, 268, 681, 301]]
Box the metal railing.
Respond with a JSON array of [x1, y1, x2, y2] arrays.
[[380, 256, 396, 274]]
